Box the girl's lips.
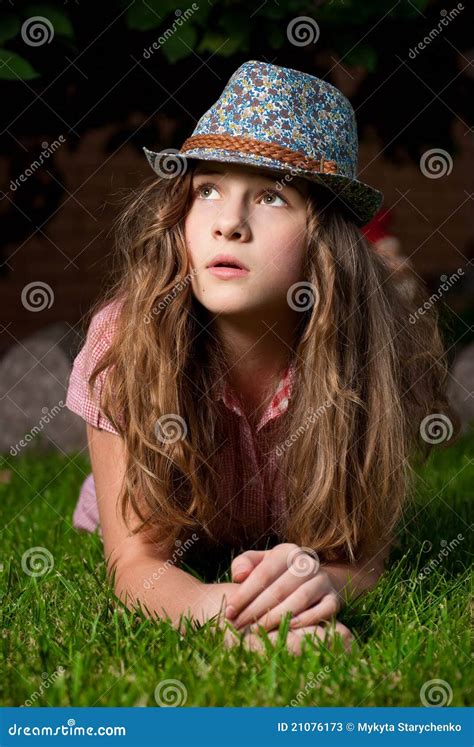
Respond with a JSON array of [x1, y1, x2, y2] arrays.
[[207, 266, 250, 279]]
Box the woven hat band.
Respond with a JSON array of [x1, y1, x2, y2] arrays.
[[180, 134, 339, 175]]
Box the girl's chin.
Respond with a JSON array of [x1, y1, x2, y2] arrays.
[[201, 303, 254, 315], [197, 296, 264, 316]]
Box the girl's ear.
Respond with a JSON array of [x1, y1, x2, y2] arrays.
[[230, 550, 267, 582]]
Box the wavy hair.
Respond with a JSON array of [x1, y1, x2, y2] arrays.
[[86, 162, 461, 563]]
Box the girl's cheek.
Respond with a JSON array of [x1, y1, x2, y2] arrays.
[[269, 237, 306, 275], [184, 220, 200, 259], [185, 212, 212, 253]]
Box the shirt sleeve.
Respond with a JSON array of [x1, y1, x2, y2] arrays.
[[65, 299, 124, 435]]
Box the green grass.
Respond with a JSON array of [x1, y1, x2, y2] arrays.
[[1, 428, 472, 707]]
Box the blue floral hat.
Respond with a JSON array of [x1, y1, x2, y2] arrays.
[[143, 60, 383, 227]]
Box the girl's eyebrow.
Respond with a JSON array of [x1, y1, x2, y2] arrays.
[[193, 168, 305, 197]]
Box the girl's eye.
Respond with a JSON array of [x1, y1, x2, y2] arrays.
[[260, 191, 287, 207], [195, 184, 220, 200], [194, 183, 287, 206]]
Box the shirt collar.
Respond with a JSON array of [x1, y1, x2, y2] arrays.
[[211, 359, 296, 433]]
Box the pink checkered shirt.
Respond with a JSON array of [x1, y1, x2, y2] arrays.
[[66, 299, 296, 544]]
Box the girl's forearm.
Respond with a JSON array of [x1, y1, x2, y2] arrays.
[[112, 555, 237, 629]]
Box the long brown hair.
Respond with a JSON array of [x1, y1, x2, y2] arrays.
[[87, 163, 460, 563]]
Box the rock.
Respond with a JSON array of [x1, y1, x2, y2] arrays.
[[447, 341, 474, 435], [0, 323, 87, 455]]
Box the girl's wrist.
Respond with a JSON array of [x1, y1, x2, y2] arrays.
[[190, 581, 240, 626]]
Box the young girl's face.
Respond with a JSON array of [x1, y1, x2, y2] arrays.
[[184, 160, 310, 319]]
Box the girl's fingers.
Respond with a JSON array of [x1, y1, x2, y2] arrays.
[[230, 550, 266, 582], [244, 624, 353, 656], [225, 553, 290, 620], [221, 624, 276, 654], [285, 623, 354, 655], [310, 620, 355, 653], [222, 625, 246, 650], [243, 627, 320, 656], [288, 592, 341, 629], [247, 579, 326, 632], [231, 569, 311, 629], [285, 626, 329, 655], [223, 621, 354, 656], [229, 628, 298, 655]]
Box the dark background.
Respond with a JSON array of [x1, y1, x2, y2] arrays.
[[1, 0, 473, 357]]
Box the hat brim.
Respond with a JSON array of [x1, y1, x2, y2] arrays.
[[143, 146, 383, 227]]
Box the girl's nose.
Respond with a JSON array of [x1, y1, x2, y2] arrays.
[[212, 209, 251, 242]]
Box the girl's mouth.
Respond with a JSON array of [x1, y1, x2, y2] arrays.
[[207, 265, 250, 279]]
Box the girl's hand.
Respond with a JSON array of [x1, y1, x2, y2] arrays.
[[223, 619, 354, 655], [225, 543, 343, 631]]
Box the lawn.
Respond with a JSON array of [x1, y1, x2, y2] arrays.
[[1, 427, 472, 707]]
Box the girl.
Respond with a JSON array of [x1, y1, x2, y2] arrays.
[[66, 61, 458, 655]]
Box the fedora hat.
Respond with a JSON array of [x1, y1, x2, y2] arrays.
[[143, 60, 383, 226]]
